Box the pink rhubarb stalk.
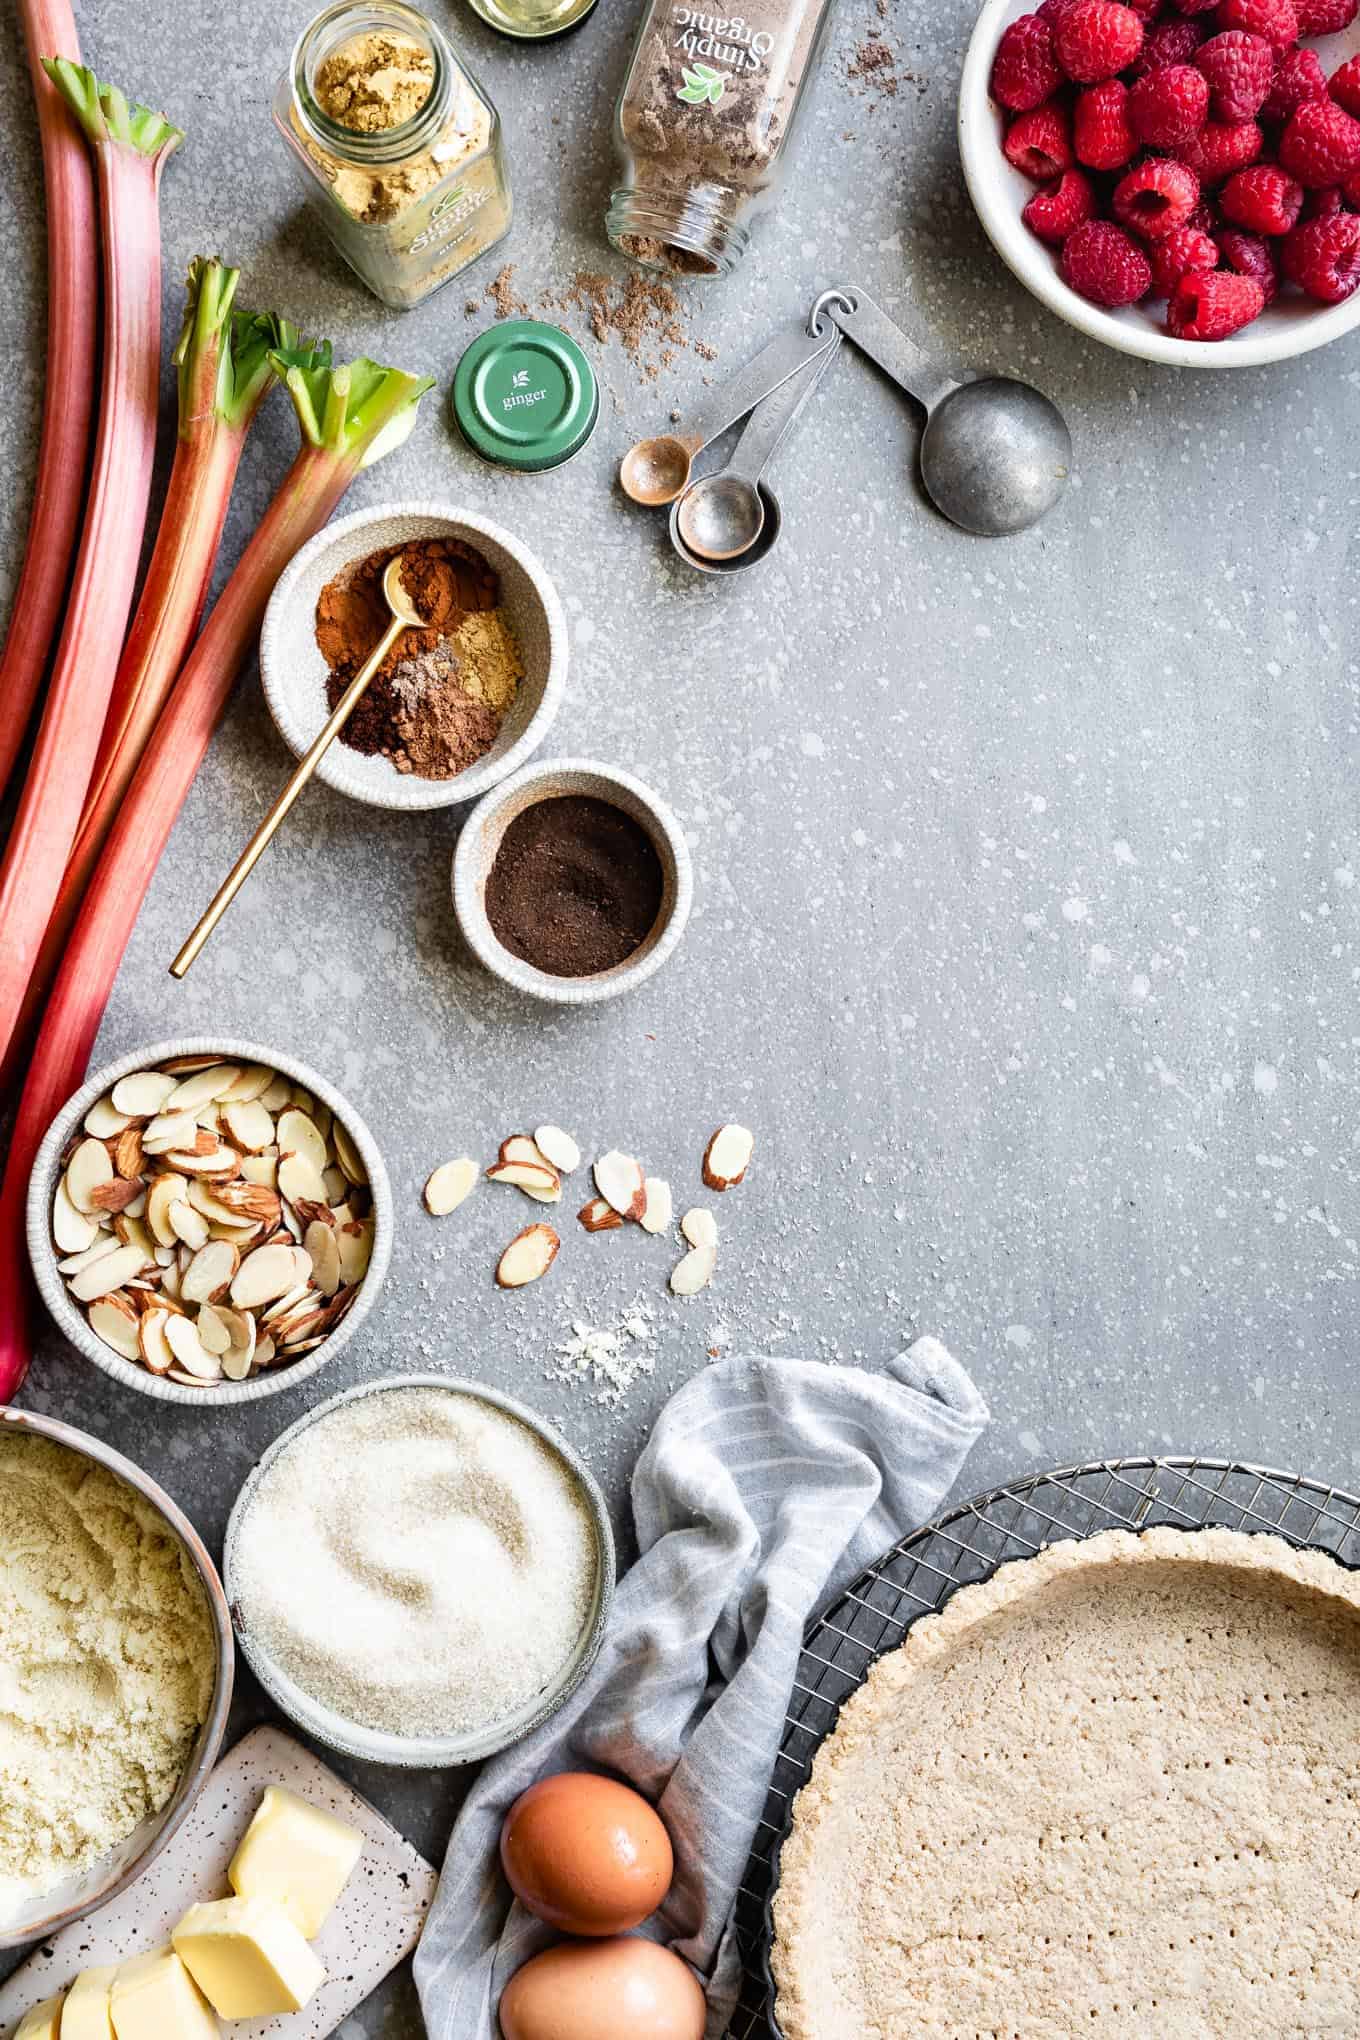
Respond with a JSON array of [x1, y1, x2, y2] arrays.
[[0, 0, 98, 803], [1, 264, 292, 1091], [0, 65, 180, 1073], [0, 354, 433, 1402]]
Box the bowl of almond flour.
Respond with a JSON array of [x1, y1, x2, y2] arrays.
[[0, 1409, 231, 1948], [223, 1376, 615, 1766]]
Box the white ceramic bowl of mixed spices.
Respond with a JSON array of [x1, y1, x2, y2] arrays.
[[223, 1375, 616, 1767], [27, 1037, 392, 1407], [260, 502, 567, 811]]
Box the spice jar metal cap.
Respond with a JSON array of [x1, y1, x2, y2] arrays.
[[453, 320, 599, 473]]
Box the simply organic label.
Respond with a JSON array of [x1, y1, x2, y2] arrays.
[[671, 7, 776, 100], [407, 182, 492, 255]]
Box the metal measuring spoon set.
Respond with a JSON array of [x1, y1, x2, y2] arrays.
[[620, 286, 1072, 573]]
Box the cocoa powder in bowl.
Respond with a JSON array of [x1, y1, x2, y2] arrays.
[[484, 796, 664, 977]]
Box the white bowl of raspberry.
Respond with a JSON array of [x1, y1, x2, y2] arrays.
[[960, 0, 1360, 363]]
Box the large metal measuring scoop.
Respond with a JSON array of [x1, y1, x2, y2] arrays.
[[813, 287, 1070, 537]]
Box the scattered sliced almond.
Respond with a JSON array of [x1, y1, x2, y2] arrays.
[[168, 1199, 210, 1251], [486, 1158, 561, 1203], [240, 1155, 279, 1190], [69, 1244, 148, 1303], [217, 1063, 274, 1104], [143, 1111, 198, 1155], [670, 1243, 717, 1296], [59, 1233, 123, 1276], [500, 1133, 550, 1170], [681, 1206, 718, 1250], [88, 1294, 141, 1361], [424, 1157, 478, 1217], [261, 1072, 293, 1112], [594, 1150, 647, 1220], [578, 1196, 624, 1233], [534, 1124, 581, 1175], [147, 1174, 189, 1247], [53, 1179, 99, 1254], [213, 1180, 282, 1227], [165, 1144, 241, 1178], [230, 1242, 302, 1310], [66, 1137, 114, 1214], [639, 1177, 673, 1235], [321, 1164, 347, 1204], [111, 1069, 177, 1118], [277, 1108, 327, 1174], [84, 1095, 132, 1138], [221, 1344, 254, 1382], [115, 1215, 155, 1260], [114, 1126, 145, 1179], [496, 1224, 560, 1289], [222, 1098, 275, 1152], [702, 1124, 754, 1191], [87, 1177, 143, 1215]]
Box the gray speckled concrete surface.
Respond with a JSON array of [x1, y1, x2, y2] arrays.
[[2, 0, 1359, 2027]]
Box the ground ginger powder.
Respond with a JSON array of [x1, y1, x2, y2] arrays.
[[0, 1434, 215, 1921], [314, 31, 433, 133]]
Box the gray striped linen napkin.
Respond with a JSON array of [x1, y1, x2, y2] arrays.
[[413, 1338, 989, 2038]]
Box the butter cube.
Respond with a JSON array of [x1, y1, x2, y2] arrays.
[[14, 1996, 64, 2040], [172, 1896, 325, 2018], [228, 1785, 362, 1938], [108, 1948, 219, 2040], [60, 1962, 118, 2040]]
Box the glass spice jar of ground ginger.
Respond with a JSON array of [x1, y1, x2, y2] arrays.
[[607, 0, 834, 278], [274, 0, 512, 310]]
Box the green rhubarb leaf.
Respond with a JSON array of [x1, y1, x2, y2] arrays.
[[272, 355, 436, 467], [42, 59, 182, 159]]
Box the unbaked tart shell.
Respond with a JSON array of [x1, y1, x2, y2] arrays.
[[771, 1526, 1360, 2039]]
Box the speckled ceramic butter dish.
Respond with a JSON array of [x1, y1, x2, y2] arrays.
[[0, 1725, 436, 2038]]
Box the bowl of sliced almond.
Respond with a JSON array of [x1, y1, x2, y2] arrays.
[[27, 1038, 392, 1406]]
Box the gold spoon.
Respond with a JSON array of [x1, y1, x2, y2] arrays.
[[170, 553, 424, 978]]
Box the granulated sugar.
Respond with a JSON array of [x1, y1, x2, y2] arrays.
[[231, 1387, 597, 1740]]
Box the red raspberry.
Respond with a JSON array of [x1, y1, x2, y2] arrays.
[[1219, 161, 1304, 228], [1023, 165, 1100, 238], [1215, 225, 1281, 297], [1302, 182, 1344, 213], [1055, 0, 1146, 80], [1038, 0, 1083, 21], [1168, 0, 1220, 15], [992, 15, 1063, 110], [1329, 55, 1360, 118], [1005, 103, 1076, 177], [1133, 14, 1206, 65], [1215, 0, 1299, 46], [1074, 77, 1139, 162], [1186, 195, 1224, 228], [1061, 216, 1155, 299], [1128, 0, 1166, 16], [1148, 221, 1222, 288], [1195, 31, 1274, 119], [1294, 0, 1358, 29], [1167, 267, 1266, 332], [1262, 47, 1328, 121], [1343, 167, 1360, 203], [1280, 209, 1360, 296], [1279, 99, 1360, 186], [1114, 155, 1202, 232], [1176, 116, 1263, 178], [1129, 62, 1211, 139]]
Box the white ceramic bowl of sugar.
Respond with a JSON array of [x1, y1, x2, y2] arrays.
[[260, 502, 567, 812], [223, 1375, 616, 1767]]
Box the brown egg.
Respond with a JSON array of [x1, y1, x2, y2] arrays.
[[498, 1938, 706, 2040], [500, 1772, 674, 1936]]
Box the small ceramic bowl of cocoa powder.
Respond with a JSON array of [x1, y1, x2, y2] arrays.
[[260, 501, 566, 811], [452, 757, 693, 1004]]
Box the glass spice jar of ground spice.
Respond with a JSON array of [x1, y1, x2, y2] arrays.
[[607, 0, 835, 277], [316, 538, 524, 778], [274, 0, 512, 310], [485, 796, 665, 975]]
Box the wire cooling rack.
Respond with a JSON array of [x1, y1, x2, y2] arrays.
[[726, 1453, 1360, 2040]]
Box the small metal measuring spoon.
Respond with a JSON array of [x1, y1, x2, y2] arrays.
[[813, 286, 1071, 536], [170, 555, 424, 977], [669, 331, 842, 572], [620, 322, 840, 507]]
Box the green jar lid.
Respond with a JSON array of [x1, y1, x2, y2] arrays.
[[453, 321, 599, 473]]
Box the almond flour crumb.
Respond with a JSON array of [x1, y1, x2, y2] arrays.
[[551, 1297, 658, 1405]]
